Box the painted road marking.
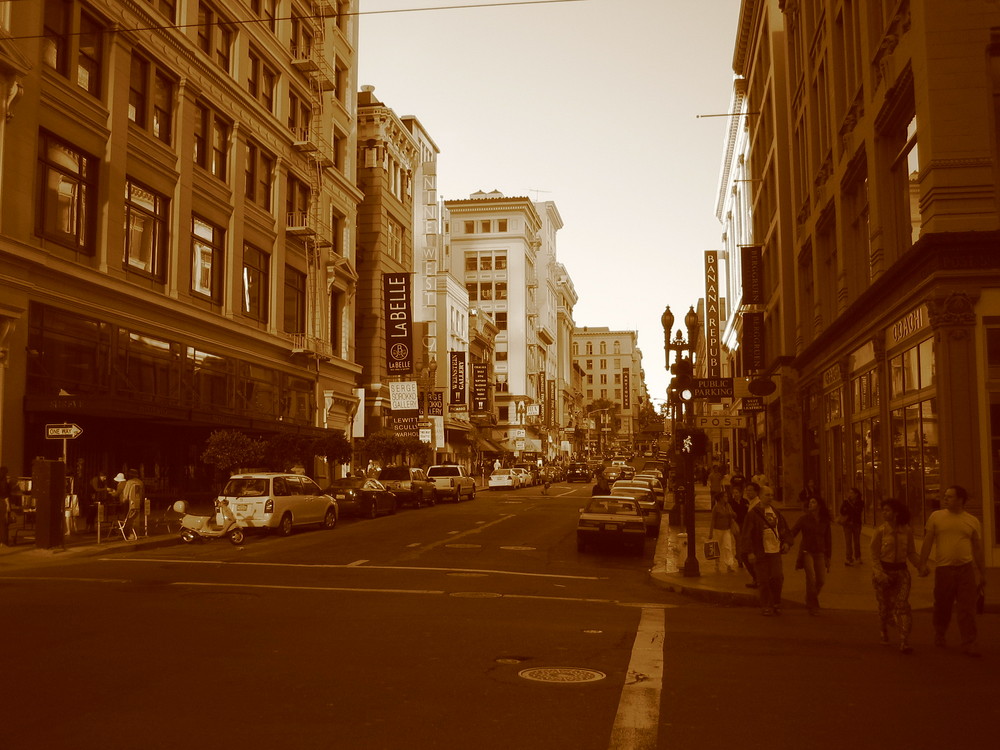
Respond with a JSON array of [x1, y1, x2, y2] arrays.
[[607, 607, 665, 750]]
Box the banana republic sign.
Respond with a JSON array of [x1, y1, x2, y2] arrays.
[[705, 252, 721, 377], [384, 273, 413, 374]]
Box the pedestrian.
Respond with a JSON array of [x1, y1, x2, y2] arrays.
[[790, 495, 833, 616], [120, 469, 144, 541], [838, 487, 865, 566], [733, 481, 757, 588], [708, 492, 739, 573], [740, 484, 792, 616], [707, 465, 723, 506], [0, 465, 11, 547], [798, 478, 822, 505], [87, 471, 114, 533], [111, 472, 127, 519], [870, 499, 921, 654], [493, 458, 501, 472], [751, 470, 769, 487], [591, 468, 611, 496], [917, 485, 986, 657]]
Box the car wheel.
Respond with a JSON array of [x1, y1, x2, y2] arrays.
[[279, 513, 293, 537], [322, 508, 337, 530], [453, 489, 461, 503], [427, 490, 437, 506], [469, 485, 476, 501], [367, 500, 379, 519], [229, 527, 245, 545]]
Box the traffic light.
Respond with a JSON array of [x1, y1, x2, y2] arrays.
[[675, 428, 708, 456], [674, 358, 695, 402]]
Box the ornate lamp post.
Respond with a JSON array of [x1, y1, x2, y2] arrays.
[[662, 304, 701, 577]]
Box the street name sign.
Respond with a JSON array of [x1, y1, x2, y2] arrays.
[[46, 423, 83, 439], [695, 415, 747, 429], [692, 378, 734, 398]]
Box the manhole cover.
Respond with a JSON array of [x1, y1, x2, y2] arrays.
[[445, 543, 481, 549], [500, 545, 535, 551], [518, 668, 606, 683], [450, 591, 502, 598]]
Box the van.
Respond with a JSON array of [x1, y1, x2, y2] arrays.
[[221, 472, 338, 536]]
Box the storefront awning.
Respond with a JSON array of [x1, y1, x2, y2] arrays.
[[474, 436, 506, 453]]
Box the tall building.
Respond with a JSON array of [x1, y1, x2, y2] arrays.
[[0, 1, 361, 492], [571, 327, 643, 456], [444, 191, 570, 461], [722, 0, 1000, 563]]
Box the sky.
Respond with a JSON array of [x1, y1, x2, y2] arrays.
[[357, 0, 744, 404]]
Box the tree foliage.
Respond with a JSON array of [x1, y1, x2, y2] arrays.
[[354, 430, 433, 467], [201, 429, 266, 474]]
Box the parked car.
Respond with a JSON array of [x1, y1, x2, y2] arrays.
[[566, 463, 591, 482], [221, 473, 338, 536], [620, 477, 665, 506], [576, 495, 646, 554], [512, 463, 539, 486], [426, 464, 477, 502], [509, 467, 532, 487], [610, 485, 661, 537], [489, 468, 519, 490], [619, 465, 637, 480], [324, 477, 397, 519], [602, 465, 624, 483], [376, 466, 436, 508]]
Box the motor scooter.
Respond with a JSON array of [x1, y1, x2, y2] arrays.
[[174, 498, 246, 545]]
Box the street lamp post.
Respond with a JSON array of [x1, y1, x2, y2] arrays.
[[661, 305, 701, 577]]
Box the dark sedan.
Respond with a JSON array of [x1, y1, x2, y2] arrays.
[[324, 478, 397, 519]]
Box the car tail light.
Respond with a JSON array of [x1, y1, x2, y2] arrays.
[[264, 499, 273, 513]]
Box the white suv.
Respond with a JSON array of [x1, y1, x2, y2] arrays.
[[426, 464, 477, 502], [220, 473, 338, 536]]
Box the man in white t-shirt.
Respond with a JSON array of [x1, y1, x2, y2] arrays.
[[918, 485, 985, 657]]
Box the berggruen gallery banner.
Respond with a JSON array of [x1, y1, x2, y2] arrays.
[[383, 272, 413, 374]]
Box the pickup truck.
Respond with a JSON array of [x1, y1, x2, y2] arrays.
[[426, 464, 477, 502], [376, 466, 437, 508]]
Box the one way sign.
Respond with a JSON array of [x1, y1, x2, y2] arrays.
[[46, 423, 83, 439]]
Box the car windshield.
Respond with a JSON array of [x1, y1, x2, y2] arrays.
[[585, 498, 638, 515], [221, 478, 269, 497], [378, 467, 410, 480]]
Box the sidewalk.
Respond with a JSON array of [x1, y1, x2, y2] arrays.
[[650, 484, 1000, 613], [0, 521, 179, 569]]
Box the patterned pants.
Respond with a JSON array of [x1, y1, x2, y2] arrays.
[[874, 567, 911, 641]]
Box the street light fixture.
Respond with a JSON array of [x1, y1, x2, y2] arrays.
[[662, 304, 701, 577]]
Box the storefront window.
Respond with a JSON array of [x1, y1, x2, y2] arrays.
[[890, 397, 938, 529]]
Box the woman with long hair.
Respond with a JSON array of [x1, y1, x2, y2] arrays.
[[871, 498, 921, 654], [790, 494, 832, 615]]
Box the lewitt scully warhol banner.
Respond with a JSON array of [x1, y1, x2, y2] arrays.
[[383, 273, 413, 374], [449, 351, 467, 410]]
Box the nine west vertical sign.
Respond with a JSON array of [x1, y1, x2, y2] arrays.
[[705, 252, 721, 377], [383, 273, 413, 374]]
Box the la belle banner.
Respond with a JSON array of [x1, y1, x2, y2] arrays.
[[383, 272, 413, 374]]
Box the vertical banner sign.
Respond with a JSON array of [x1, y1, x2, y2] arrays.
[[384, 273, 413, 374], [388, 381, 419, 438], [472, 363, 489, 412], [547, 379, 556, 428], [538, 373, 546, 425], [705, 251, 721, 377], [427, 392, 444, 416], [449, 351, 467, 410], [742, 312, 765, 370], [741, 245, 764, 305], [622, 368, 631, 409]]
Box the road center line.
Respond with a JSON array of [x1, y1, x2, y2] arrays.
[[607, 607, 665, 750]]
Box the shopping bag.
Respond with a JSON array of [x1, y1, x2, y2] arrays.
[[703, 540, 720, 560]]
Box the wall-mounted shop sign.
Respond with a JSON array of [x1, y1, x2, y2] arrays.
[[887, 304, 928, 347], [705, 252, 722, 377]]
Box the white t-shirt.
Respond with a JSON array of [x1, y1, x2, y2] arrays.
[[925, 509, 981, 566]]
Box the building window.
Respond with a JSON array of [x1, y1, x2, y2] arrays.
[[586, 359, 593, 369], [124, 178, 168, 281], [496, 351, 508, 361], [43, 1, 105, 98], [480, 220, 490, 233], [495, 312, 507, 330], [497, 219, 508, 232], [465, 254, 478, 272], [495, 282, 507, 300], [36, 130, 97, 253], [245, 140, 274, 211], [288, 88, 311, 141], [286, 174, 310, 230], [197, 1, 233, 73], [466, 283, 477, 301], [586, 375, 593, 385], [247, 48, 277, 112], [586, 343, 593, 355], [599, 359, 607, 369], [242, 244, 270, 322], [283, 266, 306, 334], [387, 217, 403, 262], [191, 215, 224, 301], [194, 101, 230, 181], [480, 255, 493, 271], [250, 0, 276, 33], [463, 221, 474, 234], [290, 13, 315, 59], [495, 253, 507, 270], [129, 53, 174, 144]]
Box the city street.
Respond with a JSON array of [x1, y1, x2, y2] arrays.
[[1, 482, 997, 750]]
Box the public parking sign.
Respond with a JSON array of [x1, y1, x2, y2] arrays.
[[46, 423, 83, 439], [691, 378, 733, 398]]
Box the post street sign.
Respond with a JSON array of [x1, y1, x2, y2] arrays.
[[691, 378, 733, 398], [695, 415, 747, 429], [46, 423, 83, 439]]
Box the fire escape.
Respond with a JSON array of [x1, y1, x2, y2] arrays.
[[287, 4, 339, 359]]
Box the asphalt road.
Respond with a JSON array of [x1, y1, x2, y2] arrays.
[[1, 481, 996, 750]]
